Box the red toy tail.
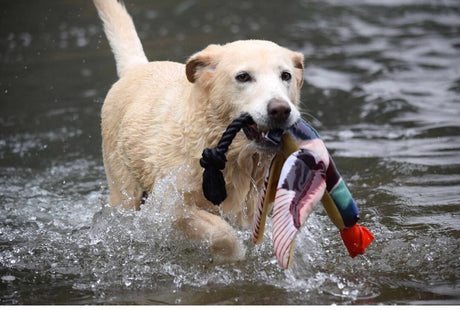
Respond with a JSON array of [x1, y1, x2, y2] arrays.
[[340, 224, 374, 258]]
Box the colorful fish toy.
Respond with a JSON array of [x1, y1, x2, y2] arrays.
[[200, 114, 374, 269]]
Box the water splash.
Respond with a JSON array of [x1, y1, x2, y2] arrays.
[[79, 167, 380, 303]]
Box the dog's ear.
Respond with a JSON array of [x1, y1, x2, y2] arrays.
[[186, 44, 222, 83], [292, 52, 305, 89]]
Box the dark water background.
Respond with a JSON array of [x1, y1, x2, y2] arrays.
[[1, 0, 459, 305]]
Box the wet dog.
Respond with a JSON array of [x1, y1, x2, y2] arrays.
[[93, 0, 304, 263]]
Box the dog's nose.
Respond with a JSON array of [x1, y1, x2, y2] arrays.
[[267, 99, 291, 124]]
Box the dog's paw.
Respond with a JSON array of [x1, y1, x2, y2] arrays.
[[209, 231, 246, 264]]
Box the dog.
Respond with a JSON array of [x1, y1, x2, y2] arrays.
[[93, 0, 304, 263]]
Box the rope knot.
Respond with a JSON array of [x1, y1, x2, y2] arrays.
[[200, 148, 227, 170], [200, 113, 254, 205]]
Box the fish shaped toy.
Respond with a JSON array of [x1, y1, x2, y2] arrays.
[[200, 114, 374, 269]]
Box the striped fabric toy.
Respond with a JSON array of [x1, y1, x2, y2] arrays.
[[252, 119, 374, 269]]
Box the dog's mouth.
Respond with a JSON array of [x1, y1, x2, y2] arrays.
[[243, 123, 285, 150]]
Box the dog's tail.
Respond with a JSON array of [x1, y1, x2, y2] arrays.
[[93, 0, 148, 77]]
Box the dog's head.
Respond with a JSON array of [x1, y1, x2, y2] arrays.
[[186, 40, 304, 150]]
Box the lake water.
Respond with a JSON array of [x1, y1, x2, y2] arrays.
[[1, 0, 459, 305]]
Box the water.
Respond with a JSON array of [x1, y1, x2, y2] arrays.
[[1, 0, 459, 305]]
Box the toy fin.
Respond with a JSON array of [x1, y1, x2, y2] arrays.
[[272, 147, 327, 268], [340, 223, 374, 258]]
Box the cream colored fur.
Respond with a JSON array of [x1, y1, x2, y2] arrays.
[[94, 0, 304, 263]]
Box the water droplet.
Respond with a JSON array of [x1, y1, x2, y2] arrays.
[[1, 275, 16, 282]]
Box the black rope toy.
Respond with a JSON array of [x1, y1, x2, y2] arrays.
[[200, 113, 284, 205]]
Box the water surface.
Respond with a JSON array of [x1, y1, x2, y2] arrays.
[[1, 0, 459, 305]]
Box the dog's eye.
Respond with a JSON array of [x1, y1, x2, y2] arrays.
[[235, 72, 252, 83], [281, 71, 292, 81]]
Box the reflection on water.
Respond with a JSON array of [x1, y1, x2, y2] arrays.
[[1, 0, 459, 305]]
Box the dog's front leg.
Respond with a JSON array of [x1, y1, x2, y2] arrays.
[[104, 171, 144, 210], [174, 206, 245, 264]]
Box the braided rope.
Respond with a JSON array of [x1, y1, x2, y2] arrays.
[[200, 113, 255, 205]]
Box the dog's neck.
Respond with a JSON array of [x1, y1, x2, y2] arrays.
[[222, 135, 273, 227], [182, 87, 273, 226]]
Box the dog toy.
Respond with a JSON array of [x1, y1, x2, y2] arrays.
[[252, 119, 374, 268], [200, 114, 255, 205], [200, 114, 374, 268]]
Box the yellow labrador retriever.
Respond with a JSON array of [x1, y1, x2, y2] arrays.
[[93, 0, 304, 263]]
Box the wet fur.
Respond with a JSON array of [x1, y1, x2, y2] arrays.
[[93, 0, 304, 263]]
